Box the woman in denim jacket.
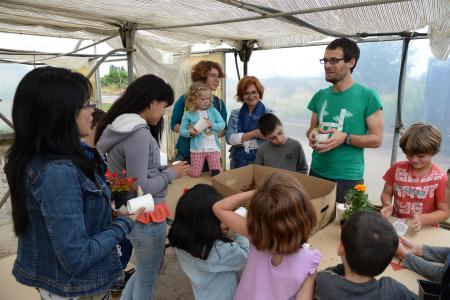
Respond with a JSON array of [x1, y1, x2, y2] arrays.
[[4, 67, 143, 300], [96, 75, 189, 300], [168, 184, 249, 300]]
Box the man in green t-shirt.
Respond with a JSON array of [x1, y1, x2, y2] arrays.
[[306, 38, 384, 203]]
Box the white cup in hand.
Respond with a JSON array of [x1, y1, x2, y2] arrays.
[[393, 219, 408, 236], [194, 118, 209, 132], [127, 194, 154, 214], [315, 133, 329, 149]]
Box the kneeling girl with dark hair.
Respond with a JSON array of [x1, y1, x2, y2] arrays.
[[168, 184, 249, 300]]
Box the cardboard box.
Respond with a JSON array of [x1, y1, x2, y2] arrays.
[[211, 165, 336, 233]]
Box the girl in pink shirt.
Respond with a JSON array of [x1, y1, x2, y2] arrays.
[[213, 172, 321, 300]]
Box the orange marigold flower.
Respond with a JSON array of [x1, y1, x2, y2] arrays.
[[354, 184, 366, 192]]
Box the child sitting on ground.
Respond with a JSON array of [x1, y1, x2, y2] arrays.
[[315, 210, 417, 299], [255, 113, 308, 174], [179, 81, 225, 177], [168, 184, 249, 300], [380, 123, 449, 231], [213, 172, 321, 300]]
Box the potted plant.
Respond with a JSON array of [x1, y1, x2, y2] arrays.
[[340, 184, 372, 228], [105, 169, 138, 209]]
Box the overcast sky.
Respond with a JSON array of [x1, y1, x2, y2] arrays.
[[0, 32, 434, 79]]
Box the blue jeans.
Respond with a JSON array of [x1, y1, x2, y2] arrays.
[[120, 221, 166, 300]]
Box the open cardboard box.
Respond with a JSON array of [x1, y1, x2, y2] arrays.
[[212, 165, 337, 234]]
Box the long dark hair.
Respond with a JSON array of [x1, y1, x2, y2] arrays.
[[95, 74, 174, 145], [168, 184, 232, 259], [4, 66, 95, 236]]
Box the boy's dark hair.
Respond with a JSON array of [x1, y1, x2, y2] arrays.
[[92, 108, 106, 129], [341, 210, 398, 277], [399, 123, 441, 156], [258, 113, 282, 136], [326, 38, 360, 72], [168, 184, 232, 260]]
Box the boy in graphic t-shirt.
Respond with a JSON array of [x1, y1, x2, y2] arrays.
[[380, 123, 449, 231]]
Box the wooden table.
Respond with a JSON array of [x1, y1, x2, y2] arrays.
[[309, 219, 450, 294]]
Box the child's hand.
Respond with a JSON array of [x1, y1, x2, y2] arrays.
[[395, 238, 409, 259], [189, 127, 200, 136], [380, 205, 393, 218], [205, 119, 212, 128], [169, 161, 189, 178], [411, 213, 423, 232], [399, 236, 424, 256]]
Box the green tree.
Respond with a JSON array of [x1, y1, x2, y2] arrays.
[[101, 65, 128, 88]]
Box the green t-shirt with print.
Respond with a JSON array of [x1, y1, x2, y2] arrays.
[[307, 83, 382, 180]]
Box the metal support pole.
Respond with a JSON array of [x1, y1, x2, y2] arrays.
[[0, 190, 10, 209], [390, 36, 411, 165], [86, 48, 134, 79], [0, 112, 13, 129], [238, 40, 256, 77], [94, 45, 102, 108], [120, 23, 137, 84]]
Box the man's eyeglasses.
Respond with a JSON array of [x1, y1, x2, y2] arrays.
[[319, 57, 346, 65], [82, 101, 96, 109], [243, 90, 259, 97]]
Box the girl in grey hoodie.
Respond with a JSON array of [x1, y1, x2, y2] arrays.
[[96, 74, 189, 300]]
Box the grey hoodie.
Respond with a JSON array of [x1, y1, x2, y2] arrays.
[[97, 113, 176, 204]]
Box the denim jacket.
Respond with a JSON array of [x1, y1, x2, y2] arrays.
[[13, 157, 134, 298], [174, 235, 249, 300]]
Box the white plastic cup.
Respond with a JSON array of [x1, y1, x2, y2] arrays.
[[234, 207, 248, 218], [315, 133, 329, 149], [127, 194, 154, 214], [336, 203, 345, 222], [393, 220, 408, 236], [194, 118, 209, 132]]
